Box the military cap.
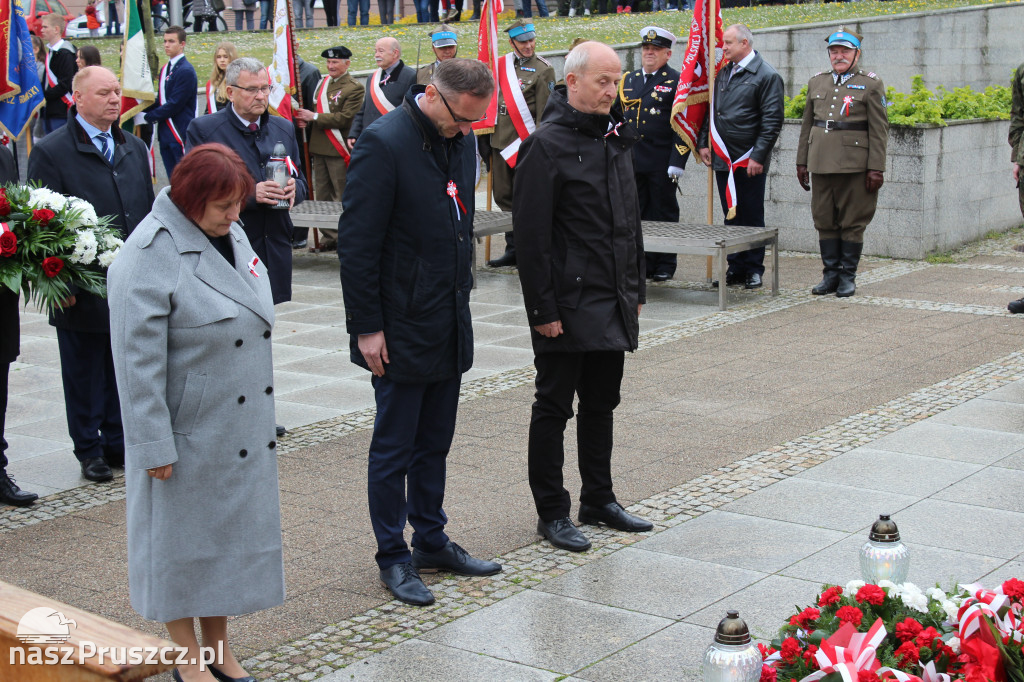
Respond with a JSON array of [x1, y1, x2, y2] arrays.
[[321, 46, 352, 59], [640, 26, 676, 49], [505, 19, 536, 42], [825, 28, 861, 50], [431, 25, 458, 47]]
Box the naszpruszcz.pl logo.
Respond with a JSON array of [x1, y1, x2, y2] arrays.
[[11, 608, 224, 668]]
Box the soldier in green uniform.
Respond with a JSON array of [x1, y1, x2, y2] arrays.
[[417, 27, 458, 85], [486, 19, 556, 268], [294, 46, 365, 246], [796, 29, 888, 298], [1006, 60, 1024, 313]]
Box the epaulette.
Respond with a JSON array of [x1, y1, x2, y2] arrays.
[[861, 70, 878, 80], [536, 55, 552, 67], [811, 71, 827, 79]]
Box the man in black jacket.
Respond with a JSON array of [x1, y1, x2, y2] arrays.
[[514, 42, 653, 554], [28, 66, 156, 484], [697, 24, 784, 290], [346, 38, 416, 148], [338, 59, 500, 607], [0, 145, 38, 507], [39, 12, 77, 134]]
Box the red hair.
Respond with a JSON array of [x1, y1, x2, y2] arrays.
[[169, 143, 255, 223]]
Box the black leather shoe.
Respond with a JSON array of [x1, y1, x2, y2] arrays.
[[1009, 298, 1024, 314], [745, 272, 763, 289], [0, 471, 38, 506], [579, 502, 653, 532], [537, 517, 591, 552], [486, 251, 516, 268], [291, 239, 307, 249], [80, 458, 113, 482], [712, 272, 745, 287], [276, 424, 286, 437], [380, 563, 435, 606], [208, 663, 256, 682], [412, 541, 501, 576], [652, 272, 672, 282]]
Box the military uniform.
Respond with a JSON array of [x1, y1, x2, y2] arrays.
[[618, 59, 688, 279], [797, 29, 888, 297], [417, 61, 440, 85], [309, 71, 365, 202], [1009, 61, 1024, 218]]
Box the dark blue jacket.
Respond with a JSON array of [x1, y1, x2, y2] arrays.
[[28, 114, 157, 333], [338, 86, 475, 383], [186, 104, 308, 304], [145, 56, 197, 152], [617, 66, 689, 174]]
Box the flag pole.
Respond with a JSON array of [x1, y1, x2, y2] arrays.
[[705, 0, 717, 281]]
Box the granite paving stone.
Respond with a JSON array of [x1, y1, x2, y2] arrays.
[[794, 447, 983, 496], [928, 398, 1024, 433], [573, 622, 712, 682], [684, 574, 825, 641], [867, 421, 1024, 464], [931, 466, 1024, 513]]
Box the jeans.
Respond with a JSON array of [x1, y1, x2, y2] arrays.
[[377, 0, 393, 22], [259, 0, 270, 27], [521, 0, 549, 16], [413, 0, 429, 20], [293, 0, 314, 26], [106, 0, 120, 33], [234, 6, 254, 28], [347, 0, 369, 24]]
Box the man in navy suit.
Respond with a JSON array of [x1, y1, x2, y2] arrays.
[[144, 27, 197, 178]]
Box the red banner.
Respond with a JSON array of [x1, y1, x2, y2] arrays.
[[472, 0, 502, 135], [670, 0, 724, 155]]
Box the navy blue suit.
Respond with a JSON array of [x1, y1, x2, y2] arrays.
[[145, 56, 197, 178]]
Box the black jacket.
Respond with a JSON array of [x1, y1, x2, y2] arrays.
[[0, 145, 19, 364], [43, 41, 76, 121], [338, 86, 475, 383], [513, 87, 645, 355], [697, 52, 785, 172], [186, 104, 308, 304], [618, 66, 689, 174], [348, 60, 416, 140], [28, 114, 156, 333]]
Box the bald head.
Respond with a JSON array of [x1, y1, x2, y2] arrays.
[[565, 42, 622, 115], [73, 66, 122, 131], [374, 37, 401, 70]]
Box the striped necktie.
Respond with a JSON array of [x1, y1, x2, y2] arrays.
[[97, 132, 113, 163]]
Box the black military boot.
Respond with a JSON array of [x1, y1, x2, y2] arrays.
[[811, 238, 842, 295], [836, 241, 863, 298], [0, 470, 38, 507]]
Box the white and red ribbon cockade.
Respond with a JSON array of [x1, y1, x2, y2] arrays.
[[708, 112, 752, 221], [841, 95, 853, 116], [447, 180, 466, 220], [604, 121, 624, 138], [957, 582, 1023, 643], [248, 256, 260, 277], [800, 618, 887, 682]]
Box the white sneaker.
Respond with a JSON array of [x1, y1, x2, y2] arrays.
[[568, 6, 575, 15], [583, 8, 590, 14]]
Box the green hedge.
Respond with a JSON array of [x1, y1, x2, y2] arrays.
[[783, 75, 1012, 125]]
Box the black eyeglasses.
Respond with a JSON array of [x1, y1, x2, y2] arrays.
[[436, 88, 486, 124], [234, 85, 272, 95]]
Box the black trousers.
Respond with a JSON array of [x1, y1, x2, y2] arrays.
[[56, 328, 123, 462], [1, 362, 8, 470], [529, 350, 623, 521], [636, 170, 680, 277], [715, 168, 767, 276], [324, 0, 339, 24]]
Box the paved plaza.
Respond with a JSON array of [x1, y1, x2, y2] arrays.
[[4, 229, 1024, 680]]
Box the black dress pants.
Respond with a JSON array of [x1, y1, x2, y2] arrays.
[[636, 170, 680, 277], [1, 362, 8, 470], [715, 167, 767, 276], [55, 328, 123, 462], [529, 350, 623, 521]]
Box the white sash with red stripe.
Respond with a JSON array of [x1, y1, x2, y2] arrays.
[[315, 77, 351, 165], [158, 61, 185, 152], [369, 69, 397, 117], [496, 54, 536, 168], [709, 109, 753, 221], [203, 80, 218, 116], [45, 47, 75, 108]]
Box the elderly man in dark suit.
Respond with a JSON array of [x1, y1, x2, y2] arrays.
[[0, 145, 38, 507], [346, 37, 416, 148], [697, 23, 784, 290], [28, 66, 157, 483]]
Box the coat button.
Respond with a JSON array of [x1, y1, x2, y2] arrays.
[[238, 396, 245, 404], [235, 339, 243, 347], [239, 449, 248, 458], [265, 386, 273, 394], [263, 330, 271, 339], [576, 276, 582, 282], [268, 441, 276, 449], [458, 233, 463, 241]]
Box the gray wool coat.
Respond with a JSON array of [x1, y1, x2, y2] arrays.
[[108, 188, 285, 623]]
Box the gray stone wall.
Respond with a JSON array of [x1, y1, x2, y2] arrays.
[[670, 118, 1020, 259]]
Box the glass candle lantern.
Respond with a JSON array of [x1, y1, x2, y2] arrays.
[[703, 610, 763, 682], [859, 514, 910, 584]]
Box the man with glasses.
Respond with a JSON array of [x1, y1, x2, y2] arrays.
[[338, 59, 500, 607], [143, 27, 196, 178], [186, 57, 307, 309]]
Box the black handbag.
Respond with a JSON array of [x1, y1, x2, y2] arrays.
[[210, 0, 226, 11]]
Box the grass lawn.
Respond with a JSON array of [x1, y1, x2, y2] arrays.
[[84, 0, 1018, 76]]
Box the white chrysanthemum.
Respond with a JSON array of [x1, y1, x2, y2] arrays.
[[64, 198, 100, 229], [878, 580, 898, 590], [846, 580, 866, 594], [28, 187, 67, 211], [949, 636, 960, 654], [927, 587, 947, 601], [902, 591, 929, 613], [898, 582, 923, 595], [98, 248, 118, 268], [68, 230, 99, 265], [101, 234, 123, 250], [942, 600, 959, 622]]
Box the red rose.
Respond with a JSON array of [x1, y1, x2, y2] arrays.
[[32, 208, 55, 226], [819, 586, 844, 607], [895, 641, 921, 667], [780, 637, 802, 662], [859, 671, 881, 682], [0, 229, 15, 257], [856, 584, 887, 605], [896, 617, 924, 642], [803, 644, 819, 669], [836, 605, 864, 627], [758, 643, 777, 659], [798, 607, 820, 627], [915, 626, 942, 648], [1003, 578, 1024, 600], [760, 665, 777, 682], [0, 196, 10, 216], [41, 256, 63, 278]]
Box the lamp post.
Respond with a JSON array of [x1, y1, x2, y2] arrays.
[[703, 610, 763, 682], [859, 514, 910, 584]]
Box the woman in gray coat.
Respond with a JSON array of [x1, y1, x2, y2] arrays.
[[109, 144, 284, 682]]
